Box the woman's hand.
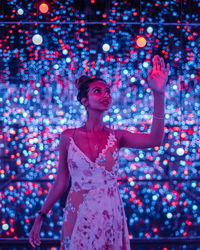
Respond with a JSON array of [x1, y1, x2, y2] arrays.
[[147, 55, 170, 94], [29, 215, 43, 248]]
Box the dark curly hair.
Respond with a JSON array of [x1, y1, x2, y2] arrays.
[[76, 75, 107, 105]]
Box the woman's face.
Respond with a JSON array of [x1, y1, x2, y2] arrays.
[[86, 80, 112, 111]]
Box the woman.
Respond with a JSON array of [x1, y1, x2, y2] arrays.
[[29, 55, 169, 249]]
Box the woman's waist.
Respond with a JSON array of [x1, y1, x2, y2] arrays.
[[71, 177, 118, 191]]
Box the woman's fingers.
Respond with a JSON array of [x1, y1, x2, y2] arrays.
[[29, 230, 34, 247], [153, 55, 157, 71], [35, 239, 41, 246], [153, 55, 161, 71], [147, 68, 153, 79], [29, 229, 41, 248], [29, 235, 36, 248], [165, 63, 170, 75], [147, 68, 153, 84], [29, 236, 40, 248], [153, 56, 169, 75], [157, 56, 161, 71], [160, 57, 165, 71]]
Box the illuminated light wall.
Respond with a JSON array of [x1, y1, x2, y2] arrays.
[[0, 0, 200, 240]]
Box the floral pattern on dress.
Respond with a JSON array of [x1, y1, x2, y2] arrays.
[[60, 129, 130, 250], [60, 235, 71, 250], [63, 197, 75, 221]]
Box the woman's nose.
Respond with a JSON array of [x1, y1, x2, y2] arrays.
[[104, 91, 110, 98]]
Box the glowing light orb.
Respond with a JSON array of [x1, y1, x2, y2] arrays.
[[131, 77, 136, 82], [49, 174, 54, 180], [17, 8, 24, 15], [152, 195, 158, 201], [176, 147, 184, 156], [2, 224, 9, 230], [62, 49, 68, 55], [166, 194, 172, 200], [32, 34, 43, 45], [147, 26, 153, 33], [136, 37, 147, 47], [143, 62, 148, 68], [193, 205, 197, 210], [102, 43, 110, 52], [66, 57, 71, 63], [145, 174, 151, 179], [39, 3, 49, 13], [53, 64, 59, 69], [167, 213, 173, 219]]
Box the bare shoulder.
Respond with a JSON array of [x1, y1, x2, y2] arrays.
[[60, 127, 121, 149], [61, 128, 75, 137], [60, 128, 75, 151]]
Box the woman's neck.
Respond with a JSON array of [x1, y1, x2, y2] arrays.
[[83, 121, 105, 133]]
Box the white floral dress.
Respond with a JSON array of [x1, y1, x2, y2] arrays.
[[60, 129, 130, 250]]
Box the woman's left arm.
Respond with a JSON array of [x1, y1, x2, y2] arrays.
[[118, 55, 170, 149], [150, 91, 165, 145], [148, 55, 170, 145]]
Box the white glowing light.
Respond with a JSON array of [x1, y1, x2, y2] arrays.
[[152, 195, 158, 201], [66, 57, 71, 63], [166, 194, 172, 200], [192, 205, 197, 210], [54, 64, 59, 69], [2, 224, 9, 230], [145, 174, 151, 179], [32, 34, 43, 45], [166, 213, 173, 219], [140, 79, 145, 84], [131, 77, 136, 82], [191, 182, 196, 188], [147, 26, 153, 33], [176, 147, 184, 156], [143, 62, 149, 68], [49, 174, 54, 180], [18, 8, 24, 15], [102, 43, 110, 52], [62, 49, 68, 55], [103, 115, 110, 122]]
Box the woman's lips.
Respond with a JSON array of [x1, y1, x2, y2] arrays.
[[101, 101, 109, 105]]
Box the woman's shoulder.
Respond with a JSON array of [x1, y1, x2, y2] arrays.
[[59, 129, 75, 151], [61, 128, 75, 137], [61, 126, 121, 142], [60, 126, 121, 150]]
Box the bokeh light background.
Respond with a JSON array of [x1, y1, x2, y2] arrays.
[[0, 0, 200, 243]]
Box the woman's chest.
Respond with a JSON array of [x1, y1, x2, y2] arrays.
[[69, 129, 120, 164]]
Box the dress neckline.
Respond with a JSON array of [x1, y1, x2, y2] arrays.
[[69, 131, 112, 165]]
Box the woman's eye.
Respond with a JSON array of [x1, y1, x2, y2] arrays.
[[94, 89, 110, 94]]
